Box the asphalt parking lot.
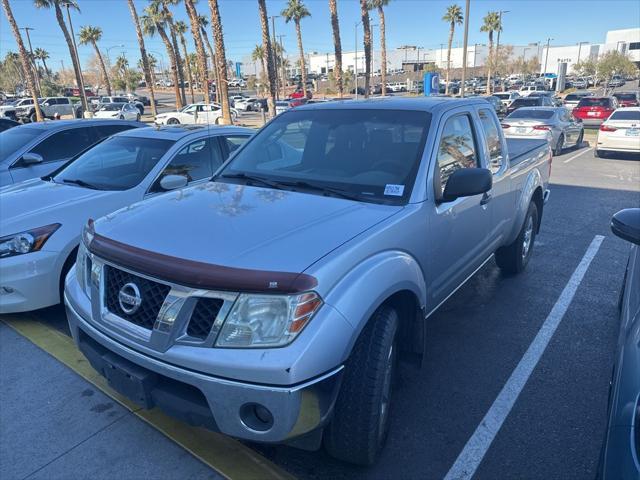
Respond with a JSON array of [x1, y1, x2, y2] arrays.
[[1, 134, 639, 479]]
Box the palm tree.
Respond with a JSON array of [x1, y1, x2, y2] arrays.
[[34, 0, 87, 112], [442, 4, 463, 95], [157, 0, 186, 105], [368, 0, 390, 95], [198, 15, 219, 101], [480, 10, 501, 95], [359, 0, 372, 98], [2, 0, 43, 121], [33, 47, 50, 76], [328, 0, 343, 96], [208, 0, 231, 124], [127, 0, 157, 116], [174, 20, 195, 102], [183, 0, 209, 103], [257, 0, 276, 117], [78, 26, 112, 95], [281, 0, 310, 97], [141, 3, 183, 109]]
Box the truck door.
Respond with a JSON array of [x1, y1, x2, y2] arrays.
[[427, 111, 493, 307]]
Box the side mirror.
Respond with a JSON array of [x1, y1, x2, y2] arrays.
[[43, 102, 50, 107], [611, 208, 640, 245], [441, 168, 492, 202], [20, 152, 44, 166], [159, 174, 188, 191]]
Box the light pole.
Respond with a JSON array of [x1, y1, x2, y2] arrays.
[[106, 45, 124, 68], [66, 4, 88, 111], [543, 37, 553, 77], [521, 47, 530, 80], [576, 41, 588, 65], [355, 21, 361, 99], [460, 0, 470, 97], [495, 10, 509, 90], [270, 15, 280, 100], [370, 23, 378, 77]]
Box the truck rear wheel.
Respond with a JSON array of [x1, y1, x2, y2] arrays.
[[495, 201, 539, 274], [323, 305, 399, 466]]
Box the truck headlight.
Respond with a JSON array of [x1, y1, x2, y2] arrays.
[[216, 292, 322, 348], [0, 224, 60, 259]]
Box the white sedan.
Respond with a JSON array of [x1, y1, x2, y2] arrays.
[[94, 102, 141, 121], [595, 107, 640, 157], [154, 103, 237, 125], [0, 125, 253, 313]]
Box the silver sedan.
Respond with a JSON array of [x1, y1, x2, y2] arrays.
[[502, 106, 584, 156]]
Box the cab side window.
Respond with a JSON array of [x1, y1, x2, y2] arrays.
[[436, 114, 479, 195], [153, 138, 223, 190], [28, 127, 96, 163], [478, 109, 503, 174]]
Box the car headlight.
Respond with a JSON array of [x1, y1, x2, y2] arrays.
[[216, 292, 322, 348], [0, 224, 60, 259]]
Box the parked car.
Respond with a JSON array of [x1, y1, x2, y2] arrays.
[[505, 96, 554, 115], [386, 82, 407, 92], [613, 92, 640, 108], [0, 125, 252, 314], [0, 98, 25, 119], [275, 100, 290, 115], [563, 92, 594, 111], [519, 84, 547, 96], [93, 103, 141, 121], [484, 95, 506, 116], [65, 97, 551, 466], [0, 119, 143, 187], [0, 118, 19, 132], [528, 91, 562, 106], [608, 75, 626, 88], [572, 78, 588, 89], [235, 97, 258, 112], [17, 96, 77, 122], [154, 103, 237, 125], [101, 96, 144, 116], [594, 107, 640, 157], [502, 107, 584, 156], [573, 96, 619, 126], [493, 91, 520, 108], [251, 98, 268, 112], [597, 207, 640, 480]]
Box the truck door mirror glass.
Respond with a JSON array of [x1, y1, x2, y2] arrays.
[[20, 152, 44, 166], [441, 168, 492, 202], [159, 174, 188, 191], [611, 208, 640, 245]]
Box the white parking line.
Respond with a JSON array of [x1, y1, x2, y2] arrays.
[[563, 147, 593, 163], [444, 235, 605, 480]]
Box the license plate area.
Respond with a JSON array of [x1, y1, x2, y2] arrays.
[[103, 352, 158, 408], [625, 128, 639, 136], [516, 127, 527, 134]]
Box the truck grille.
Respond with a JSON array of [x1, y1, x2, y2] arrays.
[[187, 298, 224, 340], [104, 265, 170, 330]]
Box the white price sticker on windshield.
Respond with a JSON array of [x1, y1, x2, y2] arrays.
[[384, 184, 405, 196]]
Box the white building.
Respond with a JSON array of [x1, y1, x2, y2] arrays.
[[540, 43, 599, 75], [604, 28, 640, 64]]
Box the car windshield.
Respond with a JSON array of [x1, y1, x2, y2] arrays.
[[613, 93, 636, 100], [507, 109, 555, 119], [494, 93, 510, 99], [99, 104, 123, 111], [53, 136, 174, 190], [512, 99, 540, 106], [217, 108, 431, 205], [578, 98, 610, 107], [0, 126, 44, 159], [564, 94, 586, 101], [609, 110, 640, 121]]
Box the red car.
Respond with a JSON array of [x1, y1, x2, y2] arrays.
[[613, 92, 640, 107], [573, 96, 619, 126]]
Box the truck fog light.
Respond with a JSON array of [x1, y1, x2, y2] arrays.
[[239, 403, 274, 432]]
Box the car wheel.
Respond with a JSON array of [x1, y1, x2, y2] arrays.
[[29, 111, 37, 123], [167, 118, 180, 125], [495, 201, 539, 275], [324, 305, 399, 466], [575, 130, 584, 148], [136, 113, 141, 122], [137, 105, 144, 116], [553, 134, 564, 156], [59, 247, 79, 303], [119, 115, 124, 120], [215, 116, 222, 125], [594, 149, 606, 158]]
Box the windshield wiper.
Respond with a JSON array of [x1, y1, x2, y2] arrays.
[[61, 178, 103, 190], [278, 180, 363, 202], [214, 172, 287, 191]]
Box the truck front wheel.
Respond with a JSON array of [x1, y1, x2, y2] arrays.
[[495, 201, 539, 274], [323, 305, 399, 466]]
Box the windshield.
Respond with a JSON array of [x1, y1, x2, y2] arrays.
[[609, 110, 640, 121], [53, 136, 174, 190], [0, 127, 43, 159], [613, 93, 637, 100], [494, 93, 510, 99], [512, 99, 540, 107], [577, 98, 610, 107], [217, 108, 431, 204], [507, 109, 555, 119], [99, 104, 123, 111]]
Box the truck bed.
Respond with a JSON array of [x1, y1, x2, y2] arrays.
[[506, 138, 549, 166]]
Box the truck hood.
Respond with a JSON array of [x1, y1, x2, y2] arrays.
[[94, 182, 402, 274]]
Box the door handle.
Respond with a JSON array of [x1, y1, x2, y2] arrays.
[[480, 192, 492, 205]]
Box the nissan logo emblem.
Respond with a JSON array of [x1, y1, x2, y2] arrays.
[[118, 282, 142, 314]]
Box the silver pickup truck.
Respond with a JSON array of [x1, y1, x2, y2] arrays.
[[65, 98, 551, 465]]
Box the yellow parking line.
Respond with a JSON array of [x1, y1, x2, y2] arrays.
[[2, 316, 295, 480]]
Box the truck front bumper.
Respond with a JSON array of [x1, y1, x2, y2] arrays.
[[65, 295, 343, 443]]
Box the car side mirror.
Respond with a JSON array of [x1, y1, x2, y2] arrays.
[[611, 208, 640, 245], [159, 174, 188, 191], [441, 168, 492, 203], [43, 102, 50, 107], [20, 152, 44, 166]]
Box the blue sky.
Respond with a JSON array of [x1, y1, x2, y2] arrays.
[[1, 0, 638, 69]]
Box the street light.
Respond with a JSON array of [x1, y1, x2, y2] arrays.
[[269, 15, 280, 99], [355, 21, 361, 99], [576, 41, 588, 64], [543, 37, 553, 77], [106, 44, 124, 66]]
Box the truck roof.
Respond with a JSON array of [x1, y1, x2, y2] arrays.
[[295, 96, 492, 114]]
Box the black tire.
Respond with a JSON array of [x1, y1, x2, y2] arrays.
[[495, 201, 539, 275], [119, 114, 124, 120], [136, 113, 141, 122], [594, 149, 606, 158], [575, 130, 584, 148], [59, 247, 78, 303], [324, 305, 399, 466], [167, 118, 180, 125], [553, 134, 564, 156], [29, 111, 37, 123], [136, 104, 144, 116]]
